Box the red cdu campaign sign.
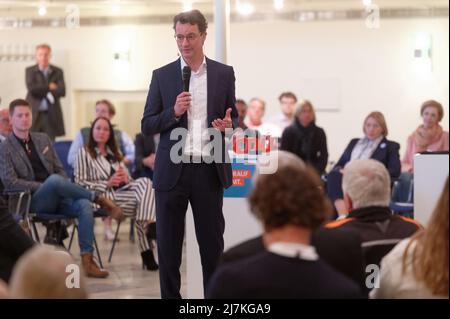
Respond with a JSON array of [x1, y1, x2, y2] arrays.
[[225, 134, 278, 198]]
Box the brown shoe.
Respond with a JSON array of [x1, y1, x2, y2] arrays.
[[81, 253, 109, 278], [94, 195, 124, 221]]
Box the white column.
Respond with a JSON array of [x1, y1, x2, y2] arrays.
[[214, 0, 230, 64]]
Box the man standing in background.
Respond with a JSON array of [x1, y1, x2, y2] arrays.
[[270, 91, 298, 133], [25, 44, 66, 141]]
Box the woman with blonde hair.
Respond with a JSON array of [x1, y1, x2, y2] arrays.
[[326, 111, 401, 216], [371, 177, 448, 298], [280, 99, 328, 175]]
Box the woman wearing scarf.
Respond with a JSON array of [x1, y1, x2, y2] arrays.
[[402, 100, 449, 173]]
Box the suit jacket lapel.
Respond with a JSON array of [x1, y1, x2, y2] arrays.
[[206, 57, 217, 127], [30, 133, 52, 174], [172, 58, 187, 129], [371, 137, 387, 160], [9, 135, 33, 174]]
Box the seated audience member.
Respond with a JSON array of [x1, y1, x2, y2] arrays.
[[235, 99, 249, 130], [206, 151, 362, 299], [67, 99, 135, 168], [133, 133, 156, 180], [74, 117, 158, 271], [327, 111, 401, 215], [0, 108, 12, 142], [269, 91, 297, 132], [281, 99, 328, 175], [219, 228, 366, 294], [325, 159, 421, 269], [9, 246, 88, 298], [0, 195, 34, 283], [0, 99, 123, 278], [397, 100, 449, 202], [245, 97, 282, 138], [67, 99, 135, 241], [402, 100, 449, 173], [371, 177, 448, 299]]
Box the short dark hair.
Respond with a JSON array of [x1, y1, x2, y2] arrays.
[[173, 10, 208, 33], [9, 99, 31, 116], [236, 99, 247, 107], [278, 91, 297, 103]]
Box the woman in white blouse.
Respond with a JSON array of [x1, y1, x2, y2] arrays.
[[371, 177, 448, 299]]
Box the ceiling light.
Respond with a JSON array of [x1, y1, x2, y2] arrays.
[[38, 5, 47, 16], [274, 0, 284, 11], [236, 1, 254, 16], [183, 1, 193, 12]]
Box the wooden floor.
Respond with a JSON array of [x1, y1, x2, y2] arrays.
[[47, 219, 187, 299]]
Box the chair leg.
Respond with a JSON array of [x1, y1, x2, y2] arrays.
[[129, 218, 135, 243], [93, 235, 104, 269], [32, 221, 40, 243], [108, 220, 121, 263], [68, 224, 77, 251], [57, 222, 67, 250]]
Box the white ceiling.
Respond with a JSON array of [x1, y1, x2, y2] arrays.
[[0, 0, 448, 18]]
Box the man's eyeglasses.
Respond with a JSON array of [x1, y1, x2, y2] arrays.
[[174, 33, 202, 43]]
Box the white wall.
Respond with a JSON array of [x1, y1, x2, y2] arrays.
[[0, 17, 448, 162]]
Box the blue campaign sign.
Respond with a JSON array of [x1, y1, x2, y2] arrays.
[[224, 158, 256, 198]]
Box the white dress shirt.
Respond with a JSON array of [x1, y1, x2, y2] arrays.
[[181, 57, 209, 157], [350, 136, 383, 160], [267, 242, 319, 261]]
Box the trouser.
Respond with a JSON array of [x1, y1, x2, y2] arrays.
[[156, 163, 225, 299], [30, 174, 96, 255], [105, 177, 156, 253]]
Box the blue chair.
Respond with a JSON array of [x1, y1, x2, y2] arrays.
[[390, 173, 414, 218], [54, 140, 74, 179]]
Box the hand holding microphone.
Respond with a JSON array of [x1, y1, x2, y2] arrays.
[[174, 66, 192, 118]]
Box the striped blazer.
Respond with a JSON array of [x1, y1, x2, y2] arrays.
[[74, 146, 130, 194]]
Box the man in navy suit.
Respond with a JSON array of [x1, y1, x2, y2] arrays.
[[141, 9, 237, 298]]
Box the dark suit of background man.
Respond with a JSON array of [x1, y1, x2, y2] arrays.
[[141, 9, 237, 298], [26, 44, 66, 141]]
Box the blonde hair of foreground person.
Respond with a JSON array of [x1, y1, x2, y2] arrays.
[[9, 246, 88, 299]]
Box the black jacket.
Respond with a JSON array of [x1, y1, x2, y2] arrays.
[[280, 121, 328, 175], [207, 251, 362, 299], [219, 229, 366, 293], [325, 206, 421, 267]]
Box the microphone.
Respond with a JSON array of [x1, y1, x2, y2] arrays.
[[182, 66, 191, 92]]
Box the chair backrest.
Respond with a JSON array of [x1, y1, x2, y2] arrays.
[[391, 174, 414, 203], [54, 141, 73, 179], [361, 240, 399, 267]]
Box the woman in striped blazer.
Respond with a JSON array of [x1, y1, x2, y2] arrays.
[[74, 117, 158, 271]]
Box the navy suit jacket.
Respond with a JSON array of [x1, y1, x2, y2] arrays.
[[333, 137, 401, 180], [141, 57, 237, 191]]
